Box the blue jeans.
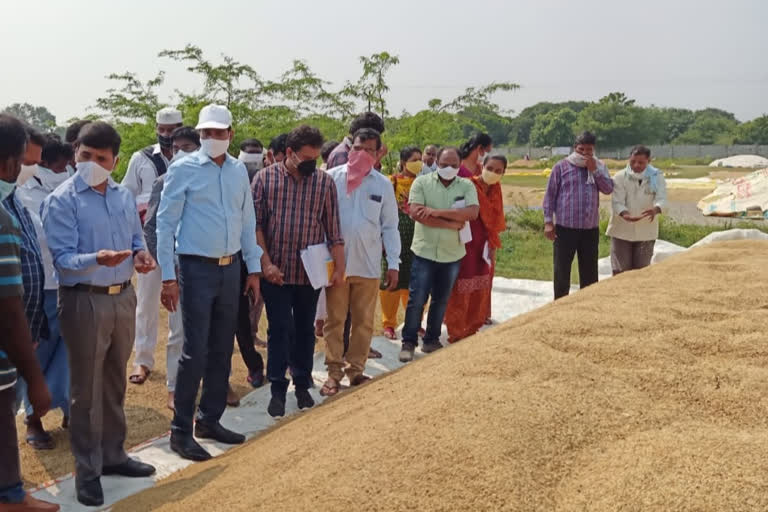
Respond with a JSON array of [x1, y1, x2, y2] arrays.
[[261, 282, 320, 397], [172, 255, 240, 435], [402, 255, 462, 345]]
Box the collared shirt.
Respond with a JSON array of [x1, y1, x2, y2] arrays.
[[409, 173, 479, 263], [327, 165, 400, 278], [156, 151, 262, 281], [122, 144, 170, 201], [2, 189, 46, 341], [0, 205, 23, 391], [42, 174, 145, 287], [419, 163, 437, 176], [326, 137, 352, 169], [253, 163, 343, 286], [543, 159, 614, 229]]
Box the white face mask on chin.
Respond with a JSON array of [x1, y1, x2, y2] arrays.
[[201, 138, 230, 158], [77, 161, 113, 187]]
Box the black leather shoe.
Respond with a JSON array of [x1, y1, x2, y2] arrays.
[[248, 370, 265, 388], [170, 432, 212, 461], [296, 388, 315, 410], [194, 422, 245, 445], [76, 477, 104, 507], [103, 457, 156, 478], [267, 395, 286, 417]]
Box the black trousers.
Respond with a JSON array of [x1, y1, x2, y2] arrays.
[[235, 262, 264, 375], [553, 226, 599, 299]]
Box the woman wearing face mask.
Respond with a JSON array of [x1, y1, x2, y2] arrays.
[[444, 154, 507, 343], [458, 133, 493, 178], [606, 145, 666, 275], [379, 146, 426, 340]]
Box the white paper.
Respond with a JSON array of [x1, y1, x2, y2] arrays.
[[483, 241, 491, 266], [300, 243, 332, 290], [452, 199, 472, 244]]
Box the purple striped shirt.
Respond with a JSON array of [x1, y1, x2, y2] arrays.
[[543, 159, 614, 229]]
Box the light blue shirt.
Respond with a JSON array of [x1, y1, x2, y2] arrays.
[[156, 151, 262, 281], [327, 165, 400, 279], [41, 174, 145, 287]]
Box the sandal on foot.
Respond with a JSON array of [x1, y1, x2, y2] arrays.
[[128, 365, 151, 385], [350, 374, 371, 387], [383, 327, 397, 340], [367, 347, 383, 359], [26, 430, 54, 450], [320, 378, 340, 397]]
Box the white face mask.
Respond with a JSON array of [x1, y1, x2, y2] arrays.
[[238, 151, 264, 165], [38, 166, 70, 190], [18, 164, 38, 185], [482, 169, 502, 185], [66, 164, 76, 176], [437, 166, 459, 180], [200, 137, 230, 158], [171, 150, 196, 163], [77, 161, 113, 187]]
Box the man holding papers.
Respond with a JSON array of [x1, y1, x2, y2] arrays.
[[319, 128, 400, 397], [252, 125, 344, 418], [399, 146, 479, 363]]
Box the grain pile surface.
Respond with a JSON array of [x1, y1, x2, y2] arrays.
[[115, 241, 768, 511]]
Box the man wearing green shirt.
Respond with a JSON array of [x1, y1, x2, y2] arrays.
[[399, 146, 479, 362]]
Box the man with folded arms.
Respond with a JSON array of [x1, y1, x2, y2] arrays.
[[42, 121, 157, 507]]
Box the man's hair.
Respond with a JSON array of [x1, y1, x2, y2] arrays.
[[41, 136, 75, 164], [286, 125, 324, 152], [65, 120, 91, 144], [25, 125, 46, 147], [437, 146, 461, 162], [172, 126, 200, 146], [630, 144, 651, 158], [352, 128, 382, 150], [268, 133, 288, 154], [77, 121, 121, 156], [321, 140, 339, 162], [483, 154, 508, 169], [0, 114, 28, 161], [240, 138, 263, 151], [399, 145, 421, 162], [459, 133, 492, 159], [349, 112, 385, 135], [423, 144, 438, 152], [574, 131, 597, 146]]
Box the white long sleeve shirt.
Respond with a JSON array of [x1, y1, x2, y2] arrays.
[[121, 144, 170, 200]]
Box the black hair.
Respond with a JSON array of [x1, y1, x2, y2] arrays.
[[172, 126, 200, 146], [351, 128, 382, 151], [25, 125, 46, 147], [629, 145, 651, 158], [268, 133, 288, 154], [399, 145, 421, 162], [41, 136, 74, 164], [0, 114, 28, 161], [349, 112, 385, 135], [574, 131, 597, 146], [321, 141, 339, 162], [437, 146, 461, 162], [459, 133, 492, 159], [483, 154, 508, 169], [286, 125, 324, 152], [65, 120, 91, 144], [240, 138, 263, 151], [77, 121, 121, 156]]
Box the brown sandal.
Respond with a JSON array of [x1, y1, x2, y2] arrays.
[[128, 365, 151, 385], [320, 378, 340, 397], [367, 347, 383, 359], [350, 374, 371, 387]]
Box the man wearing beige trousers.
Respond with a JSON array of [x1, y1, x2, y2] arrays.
[[320, 128, 400, 397]]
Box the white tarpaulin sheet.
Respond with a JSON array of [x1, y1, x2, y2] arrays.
[[28, 229, 767, 510], [697, 168, 768, 218]]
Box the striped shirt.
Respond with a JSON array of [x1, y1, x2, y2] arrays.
[[2, 190, 47, 342], [252, 163, 343, 286], [542, 159, 614, 230], [326, 137, 352, 169], [0, 204, 23, 390]]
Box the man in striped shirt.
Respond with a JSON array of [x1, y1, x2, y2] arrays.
[[0, 114, 58, 511], [253, 125, 345, 418], [543, 131, 614, 299]]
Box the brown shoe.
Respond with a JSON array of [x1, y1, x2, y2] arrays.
[[2, 493, 60, 511], [350, 374, 372, 387], [167, 391, 175, 412], [226, 385, 240, 407]]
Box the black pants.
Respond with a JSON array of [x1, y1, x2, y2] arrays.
[[0, 386, 23, 503], [553, 226, 599, 299], [235, 262, 264, 375]]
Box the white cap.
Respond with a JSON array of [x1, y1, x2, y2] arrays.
[[196, 105, 232, 130], [156, 107, 182, 125]]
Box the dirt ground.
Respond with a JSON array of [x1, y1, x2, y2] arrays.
[[114, 241, 768, 511]]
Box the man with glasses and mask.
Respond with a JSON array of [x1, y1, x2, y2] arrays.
[[157, 105, 262, 462], [253, 125, 344, 418], [238, 138, 264, 182]]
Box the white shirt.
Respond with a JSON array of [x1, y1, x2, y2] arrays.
[[326, 165, 400, 279], [122, 143, 170, 200]]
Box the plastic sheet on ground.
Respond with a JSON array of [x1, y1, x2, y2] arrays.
[[709, 155, 768, 168], [697, 168, 768, 218]]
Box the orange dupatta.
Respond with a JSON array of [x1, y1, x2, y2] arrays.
[[472, 176, 506, 249]]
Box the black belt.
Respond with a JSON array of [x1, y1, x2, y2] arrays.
[[179, 253, 239, 266], [67, 281, 132, 296]]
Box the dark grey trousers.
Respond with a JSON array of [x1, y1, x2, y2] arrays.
[[58, 286, 136, 482], [610, 238, 655, 275]]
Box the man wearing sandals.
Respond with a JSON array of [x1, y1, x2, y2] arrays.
[[321, 128, 400, 397]]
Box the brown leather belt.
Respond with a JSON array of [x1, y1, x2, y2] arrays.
[[67, 281, 132, 296]]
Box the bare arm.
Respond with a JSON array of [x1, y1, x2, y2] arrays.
[[427, 205, 480, 222], [410, 204, 463, 229]]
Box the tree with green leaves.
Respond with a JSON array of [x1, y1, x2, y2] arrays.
[[2, 103, 57, 132], [529, 107, 578, 147], [340, 52, 400, 121], [574, 93, 648, 148], [674, 108, 739, 145], [734, 115, 768, 145]]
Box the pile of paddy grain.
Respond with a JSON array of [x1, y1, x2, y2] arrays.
[[116, 241, 768, 511]]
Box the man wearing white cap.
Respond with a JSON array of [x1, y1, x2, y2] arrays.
[[157, 104, 262, 462], [126, 107, 183, 387]]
